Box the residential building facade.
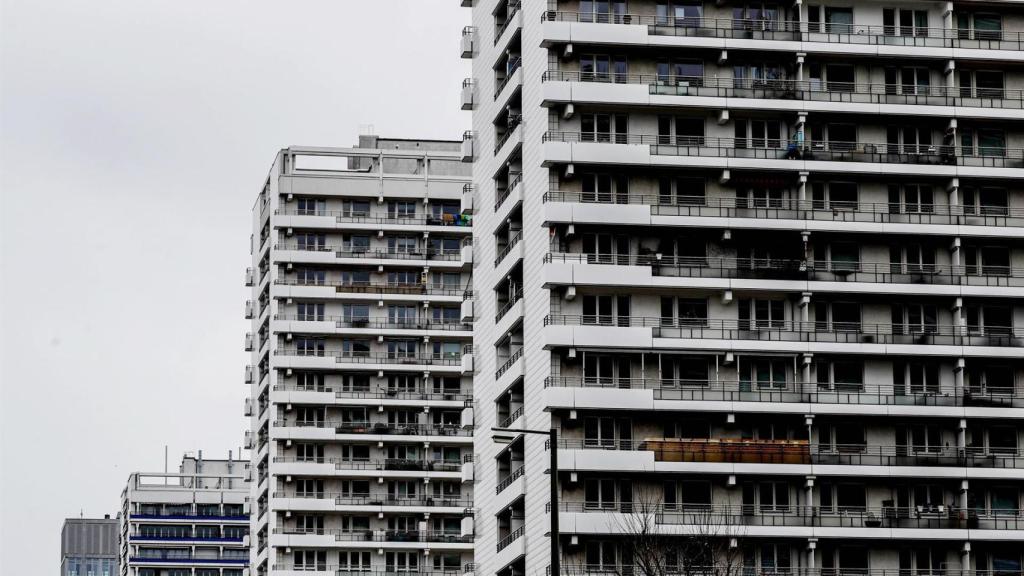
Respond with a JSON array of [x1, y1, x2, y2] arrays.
[[246, 136, 475, 576], [62, 516, 119, 576], [462, 2, 1024, 576], [119, 453, 249, 576]]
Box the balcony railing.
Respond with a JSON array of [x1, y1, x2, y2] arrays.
[[272, 527, 471, 543], [495, 232, 523, 267], [542, 70, 1024, 109], [274, 420, 471, 437], [542, 132, 1024, 169], [544, 315, 1024, 348], [542, 191, 1024, 228], [273, 314, 472, 332], [544, 377, 1023, 408], [275, 209, 473, 227], [272, 568, 467, 576], [555, 568, 1022, 576], [271, 491, 472, 508], [498, 404, 525, 428], [544, 253, 1024, 287], [555, 438, 1024, 468], [495, 171, 523, 212], [495, 347, 525, 379], [274, 349, 462, 366], [496, 525, 525, 552], [273, 382, 471, 402], [495, 114, 523, 153], [495, 1, 522, 44], [496, 465, 525, 495], [274, 278, 468, 297], [556, 501, 1024, 530], [495, 59, 523, 102], [275, 244, 464, 261], [540, 12, 1024, 51], [495, 289, 524, 323], [271, 457, 463, 472]]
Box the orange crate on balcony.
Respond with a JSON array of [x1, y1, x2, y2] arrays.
[[639, 438, 810, 464]]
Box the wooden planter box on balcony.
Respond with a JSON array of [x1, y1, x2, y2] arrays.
[[639, 438, 811, 464]]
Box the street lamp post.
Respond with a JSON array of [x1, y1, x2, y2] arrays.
[[492, 426, 559, 576]]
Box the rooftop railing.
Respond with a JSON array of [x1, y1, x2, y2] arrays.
[[542, 191, 1024, 227], [542, 132, 1024, 169], [544, 376, 1023, 408], [544, 252, 1024, 287], [544, 314, 1024, 347], [542, 70, 1024, 109], [541, 12, 1024, 51]]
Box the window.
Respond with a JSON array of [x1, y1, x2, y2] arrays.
[[387, 340, 417, 359], [816, 359, 864, 391], [579, 0, 627, 23], [813, 242, 860, 273], [891, 303, 938, 334], [957, 12, 1002, 41], [893, 361, 940, 395], [340, 269, 370, 286], [658, 176, 705, 205], [342, 303, 370, 324], [883, 8, 929, 37], [964, 246, 1010, 277], [296, 302, 324, 321], [387, 236, 417, 254], [740, 358, 788, 390], [811, 181, 857, 211], [732, 3, 780, 29], [961, 128, 1006, 157], [296, 337, 325, 357], [734, 119, 782, 149], [661, 356, 709, 387], [657, 1, 703, 27], [658, 116, 704, 146], [582, 113, 628, 143], [296, 232, 326, 251], [657, 60, 704, 86], [580, 54, 628, 83], [387, 304, 417, 325], [733, 62, 783, 88], [388, 200, 417, 219], [962, 187, 1008, 216], [296, 197, 326, 216], [887, 184, 934, 214], [341, 339, 371, 357], [884, 66, 930, 95], [960, 70, 1004, 98], [739, 298, 785, 329]]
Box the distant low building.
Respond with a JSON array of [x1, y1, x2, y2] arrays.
[[119, 452, 250, 576], [61, 516, 118, 576]]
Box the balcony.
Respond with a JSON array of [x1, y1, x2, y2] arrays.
[[543, 315, 1024, 348], [494, 114, 522, 155], [544, 376, 1024, 409], [275, 420, 472, 438], [273, 527, 472, 544], [495, 289, 523, 324], [245, 332, 254, 351], [540, 12, 1024, 52], [495, 348, 524, 380], [542, 191, 1024, 228], [271, 491, 472, 509], [245, 300, 254, 319], [557, 438, 1024, 468], [274, 244, 463, 262], [495, 1, 522, 46], [557, 501, 1024, 530], [542, 70, 1024, 111], [274, 349, 463, 368], [245, 267, 254, 286], [461, 183, 476, 214], [273, 279, 467, 298], [460, 26, 475, 58], [495, 172, 522, 212], [544, 253, 1024, 288], [494, 232, 523, 268], [461, 131, 475, 162], [556, 570, 1017, 576], [542, 131, 1024, 170], [461, 78, 475, 110], [496, 465, 525, 495], [496, 525, 524, 552], [273, 314, 472, 333], [275, 209, 472, 229], [271, 457, 462, 473], [273, 382, 471, 402]]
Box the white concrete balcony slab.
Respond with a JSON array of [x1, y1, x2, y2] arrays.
[[460, 26, 475, 58], [460, 345, 474, 375]]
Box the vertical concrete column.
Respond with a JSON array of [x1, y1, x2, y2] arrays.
[[958, 418, 968, 457], [806, 538, 818, 572], [948, 177, 960, 212]]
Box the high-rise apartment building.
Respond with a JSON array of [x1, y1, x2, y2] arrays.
[[62, 516, 119, 576], [463, 3, 1024, 576], [246, 136, 475, 576], [119, 453, 250, 576]]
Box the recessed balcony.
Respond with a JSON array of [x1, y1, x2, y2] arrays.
[[273, 278, 467, 298], [541, 70, 1024, 112], [542, 131, 1024, 170], [544, 252, 1024, 288], [543, 190, 1024, 228], [544, 314, 1024, 349], [540, 12, 1024, 52]]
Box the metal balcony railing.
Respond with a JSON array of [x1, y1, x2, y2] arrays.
[[495, 172, 523, 211], [495, 114, 523, 153], [272, 382, 471, 402], [271, 491, 472, 508], [555, 438, 1024, 468], [495, 289, 524, 323], [495, 348, 524, 379], [275, 209, 473, 227], [273, 420, 471, 437], [542, 191, 1024, 227], [495, 1, 522, 44], [498, 405, 525, 429], [556, 501, 1024, 530], [540, 12, 1024, 51], [275, 244, 464, 261], [273, 314, 472, 332], [495, 58, 523, 101], [543, 377, 1023, 408], [494, 231, 523, 267], [273, 279, 468, 297], [496, 465, 525, 494], [270, 457, 463, 472], [272, 568, 467, 576], [543, 315, 1024, 348], [274, 349, 462, 366], [541, 70, 1024, 109], [496, 525, 525, 552], [542, 132, 1024, 169], [272, 527, 471, 543], [543, 252, 1024, 287]]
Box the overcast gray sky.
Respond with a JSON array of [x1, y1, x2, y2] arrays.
[[0, 1, 469, 570]]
